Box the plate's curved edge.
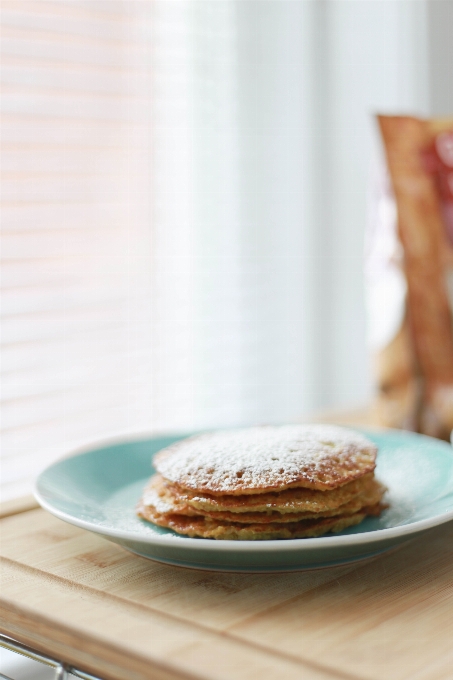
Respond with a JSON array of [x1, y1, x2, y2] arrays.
[[33, 482, 453, 553], [123, 544, 405, 572]]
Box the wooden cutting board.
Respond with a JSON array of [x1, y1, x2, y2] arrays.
[[1, 495, 452, 680]]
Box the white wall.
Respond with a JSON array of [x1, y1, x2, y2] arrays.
[[151, 0, 438, 426]]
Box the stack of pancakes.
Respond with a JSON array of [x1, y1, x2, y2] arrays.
[[137, 425, 386, 540]]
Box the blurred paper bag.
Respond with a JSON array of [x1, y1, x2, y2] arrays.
[[368, 115, 453, 439]]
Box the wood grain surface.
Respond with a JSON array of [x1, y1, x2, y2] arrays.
[[0, 494, 38, 519], [1, 505, 453, 680]]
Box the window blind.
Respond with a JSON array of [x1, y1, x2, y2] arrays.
[[1, 1, 154, 501]]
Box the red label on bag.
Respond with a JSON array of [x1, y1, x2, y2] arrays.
[[423, 130, 453, 243]]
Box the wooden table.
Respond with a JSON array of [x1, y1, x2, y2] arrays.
[[1, 417, 453, 680]]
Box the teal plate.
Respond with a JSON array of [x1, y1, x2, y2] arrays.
[[35, 429, 453, 572]]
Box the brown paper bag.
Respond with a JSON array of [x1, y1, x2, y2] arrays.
[[370, 115, 453, 438]]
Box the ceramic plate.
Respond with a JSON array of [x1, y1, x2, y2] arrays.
[[35, 429, 453, 572]]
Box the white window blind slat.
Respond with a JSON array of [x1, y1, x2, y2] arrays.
[[2, 333, 154, 373], [1, 203, 131, 231], [2, 339, 150, 400], [2, 259, 150, 293], [1, 116, 148, 146], [1, 286, 130, 316], [2, 323, 152, 374], [2, 385, 141, 432], [2, 307, 134, 345], [1, 175, 143, 203], [1, 28, 144, 69], [2, 87, 146, 121], [1, 149, 143, 174], [1, 5, 133, 41], [1, 60, 147, 95], [2, 227, 136, 258], [62, 1, 132, 16]]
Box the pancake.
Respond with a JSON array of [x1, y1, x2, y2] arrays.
[[166, 473, 377, 514], [136, 502, 368, 540], [140, 474, 386, 524], [154, 425, 377, 495]]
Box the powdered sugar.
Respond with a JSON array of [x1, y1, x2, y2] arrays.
[[142, 485, 175, 515], [154, 425, 377, 493]]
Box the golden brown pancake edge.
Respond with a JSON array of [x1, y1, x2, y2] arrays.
[[137, 501, 369, 540]]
